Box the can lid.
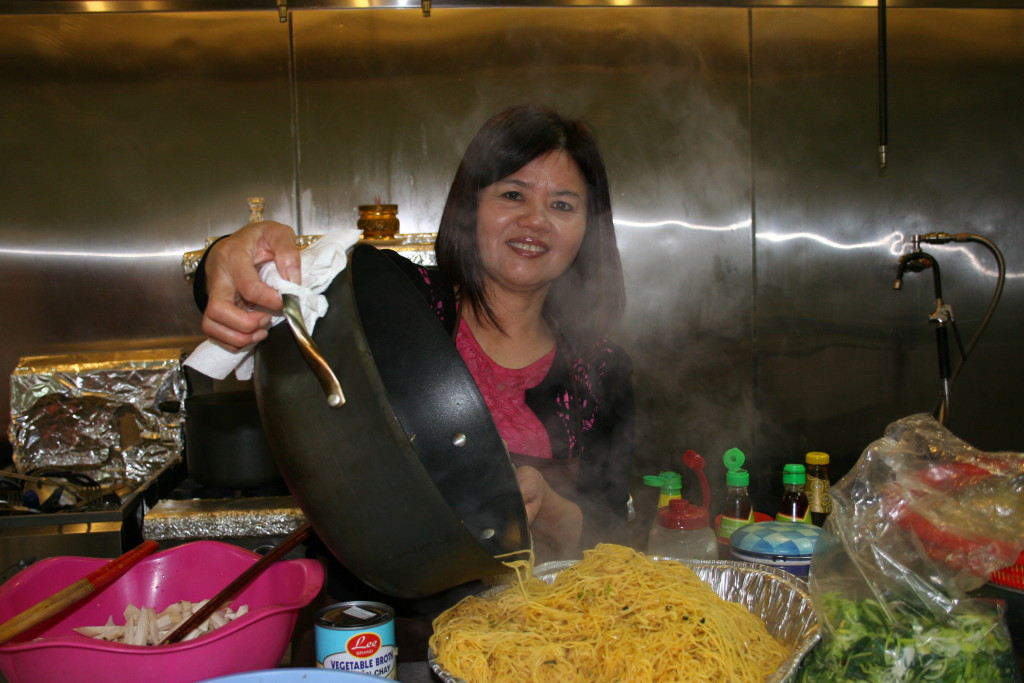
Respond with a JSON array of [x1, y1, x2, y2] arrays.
[[317, 601, 394, 629], [805, 451, 830, 465], [782, 463, 806, 485]]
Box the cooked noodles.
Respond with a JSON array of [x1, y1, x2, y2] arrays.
[[430, 543, 788, 682]]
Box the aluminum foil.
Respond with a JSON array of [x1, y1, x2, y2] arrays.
[[181, 233, 437, 279], [7, 348, 187, 486], [181, 234, 325, 281], [429, 558, 819, 683], [377, 233, 437, 266], [144, 496, 305, 541]]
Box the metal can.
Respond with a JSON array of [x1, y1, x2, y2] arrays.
[[315, 601, 397, 679]]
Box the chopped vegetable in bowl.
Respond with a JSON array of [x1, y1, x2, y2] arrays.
[[74, 600, 249, 645]]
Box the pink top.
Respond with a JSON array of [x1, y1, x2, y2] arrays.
[[456, 318, 556, 459]]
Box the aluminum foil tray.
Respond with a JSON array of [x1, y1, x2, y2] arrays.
[[8, 347, 186, 487], [429, 558, 819, 683]]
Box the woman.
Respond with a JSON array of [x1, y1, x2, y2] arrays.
[[194, 105, 634, 558]]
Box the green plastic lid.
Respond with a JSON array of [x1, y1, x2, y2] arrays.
[[783, 463, 807, 486], [723, 448, 749, 487], [643, 471, 682, 495]]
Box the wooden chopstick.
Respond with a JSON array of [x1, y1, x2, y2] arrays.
[[160, 521, 313, 646], [0, 540, 159, 645]]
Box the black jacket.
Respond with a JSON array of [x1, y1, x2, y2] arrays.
[[380, 250, 636, 550]]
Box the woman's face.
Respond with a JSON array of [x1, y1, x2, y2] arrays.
[[475, 150, 588, 299]]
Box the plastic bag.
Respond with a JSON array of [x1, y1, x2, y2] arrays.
[[798, 414, 1024, 682]]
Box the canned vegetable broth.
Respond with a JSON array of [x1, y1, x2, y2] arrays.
[[315, 601, 397, 678]]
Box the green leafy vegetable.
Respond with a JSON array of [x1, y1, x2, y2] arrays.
[[797, 593, 1018, 683]]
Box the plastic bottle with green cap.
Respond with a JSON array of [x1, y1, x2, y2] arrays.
[[646, 451, 717, 560], [642, 471, 683, 510], [717, 448, 756, 555], [776, 463, 812, 524]]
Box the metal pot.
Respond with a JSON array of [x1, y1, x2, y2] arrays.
[[253, 244, 530, 599], [184, 390, 282, 489]]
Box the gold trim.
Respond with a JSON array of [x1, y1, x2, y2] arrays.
[[181, 233, 436, 280]]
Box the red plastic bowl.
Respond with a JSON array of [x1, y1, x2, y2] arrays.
[[0, 541, 323, 683]]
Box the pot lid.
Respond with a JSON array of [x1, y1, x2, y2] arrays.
[[729, 520, 821, 557]]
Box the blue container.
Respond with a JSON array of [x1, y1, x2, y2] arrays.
[[729, 520, 821, 578], [315, 601, 397, 679], [200, 669, 381, 682]]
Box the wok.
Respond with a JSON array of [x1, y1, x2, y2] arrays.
[[253, 243, 530, 598]]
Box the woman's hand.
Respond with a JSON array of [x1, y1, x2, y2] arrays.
[[201, 221, 302, 350], [516, 465, 583, 560]]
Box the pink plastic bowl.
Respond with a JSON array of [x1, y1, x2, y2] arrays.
[[0, 541, 324, 683]]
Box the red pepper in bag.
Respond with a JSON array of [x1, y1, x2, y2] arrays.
[[798, 414, 1024, 683]]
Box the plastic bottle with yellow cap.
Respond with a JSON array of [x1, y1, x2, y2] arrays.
[[804, 451, 832, 526]]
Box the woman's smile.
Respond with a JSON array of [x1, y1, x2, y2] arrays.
[[507, 237, 549, 255]]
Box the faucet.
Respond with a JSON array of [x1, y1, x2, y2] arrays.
[[893, 250, 935, 291], [892, 232, 1006, 427], [892, 249, 955, 424]]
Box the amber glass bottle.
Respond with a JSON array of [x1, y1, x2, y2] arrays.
[[776, 464, 811, 524], [804, 451, 832, 526]]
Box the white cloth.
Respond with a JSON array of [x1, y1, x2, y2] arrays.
[[184, 228, 360, 380]]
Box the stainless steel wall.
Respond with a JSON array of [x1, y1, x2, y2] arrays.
[[1, 6, 1020, 516], [751, 9, 1024, 506]]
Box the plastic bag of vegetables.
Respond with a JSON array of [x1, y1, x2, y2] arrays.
[[797, 414, 1024, 682]]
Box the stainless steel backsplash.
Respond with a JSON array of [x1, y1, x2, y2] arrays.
[[1, 5, 1020, 515]]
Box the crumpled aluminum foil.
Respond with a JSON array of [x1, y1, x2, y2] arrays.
[[429, 558, 819, 683], [143, 496, 305, 541], [7, 348, 187, 487], [383, 233, 437, 267]]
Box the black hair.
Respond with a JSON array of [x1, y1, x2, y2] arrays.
[[434, 104, 625, 351]]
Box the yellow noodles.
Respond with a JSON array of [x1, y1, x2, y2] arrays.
[[430, 544, 789, 682]]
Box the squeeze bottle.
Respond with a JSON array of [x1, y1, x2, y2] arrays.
[[647, 451, 717, 560]]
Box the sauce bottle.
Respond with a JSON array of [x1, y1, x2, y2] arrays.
[[647, 451, 716, 560], [648, 499, 718, 560], [776, 464, 811, 524], [717, 448, 756, 558], [804, 451, 832, 526]]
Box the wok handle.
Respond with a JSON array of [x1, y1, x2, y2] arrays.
[[281, 294, 345, 408]]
